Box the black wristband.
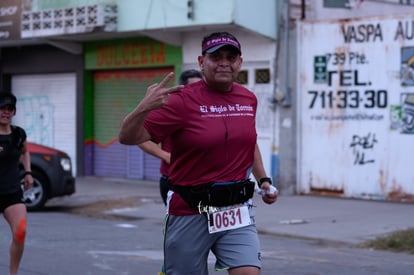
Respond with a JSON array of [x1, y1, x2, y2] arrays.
[[258, 177, 272, 188], [24, 171, 32, 176]]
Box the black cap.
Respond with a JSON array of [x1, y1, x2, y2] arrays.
[[201, 32, 242, 55], [0, 93, 17, 109]]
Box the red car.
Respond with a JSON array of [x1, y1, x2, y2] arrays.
[[20, 142, 76, 211]]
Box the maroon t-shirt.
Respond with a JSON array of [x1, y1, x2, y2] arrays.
[[159, 137, 171, 176], [145, 80, 257, 215]]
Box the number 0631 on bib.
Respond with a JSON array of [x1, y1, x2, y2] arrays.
[[207, 205, 251, 234]]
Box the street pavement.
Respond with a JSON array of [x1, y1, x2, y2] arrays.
[[50, 176, 414, 245]]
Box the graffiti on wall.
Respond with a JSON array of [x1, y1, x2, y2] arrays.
[[349, 132, 378, 165], [17, 95, 54, 146]]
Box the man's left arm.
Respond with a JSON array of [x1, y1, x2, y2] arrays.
[[252, 143, 278, 204]]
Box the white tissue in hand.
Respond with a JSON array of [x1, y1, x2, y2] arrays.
[[266, 185, 277, 195], [258, 185, 277, 196]]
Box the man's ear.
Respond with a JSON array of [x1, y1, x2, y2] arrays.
[[238, 56, 243, 69], [197, 55, 204, 70]]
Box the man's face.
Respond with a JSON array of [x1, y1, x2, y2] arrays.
[[198, 47, 242, 90]]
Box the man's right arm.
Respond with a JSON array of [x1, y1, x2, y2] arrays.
[[119, 104, 152, 145]]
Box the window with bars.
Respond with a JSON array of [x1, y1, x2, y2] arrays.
[[236, 68, 271, 85], [21, 3, 117, 38], [255, 69, 270, 84]]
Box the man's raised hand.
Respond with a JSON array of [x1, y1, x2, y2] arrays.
[[142, 72, 184, 111]]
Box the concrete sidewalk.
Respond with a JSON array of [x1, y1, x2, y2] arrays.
[[254, 194, 414, 244], [51, 176, 414, 245]]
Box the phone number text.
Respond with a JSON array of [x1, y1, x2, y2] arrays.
[[308, 90, 387, 109]]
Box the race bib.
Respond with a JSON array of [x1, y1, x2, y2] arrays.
[[207, 205, 251, 234]]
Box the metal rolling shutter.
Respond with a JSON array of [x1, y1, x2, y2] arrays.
[[93, 67, 173, 180], [12, 73, 77, 175]]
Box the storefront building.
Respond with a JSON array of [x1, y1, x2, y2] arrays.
[[83, 37, 181, 180], [1, 0, 278, 182]]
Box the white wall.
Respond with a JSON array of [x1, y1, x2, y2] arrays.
[[298, 14, 414, 200]]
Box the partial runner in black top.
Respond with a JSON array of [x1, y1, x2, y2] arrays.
[[0, 92, 33, 275]]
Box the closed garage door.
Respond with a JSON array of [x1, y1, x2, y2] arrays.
[[12, 73, 77, 175], [92, 67, 173, 180]]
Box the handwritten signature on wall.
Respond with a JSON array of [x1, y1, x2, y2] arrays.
[[350, 132, 378, 165]]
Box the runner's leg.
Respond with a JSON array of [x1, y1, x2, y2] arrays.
[[4, 202, 27, 275], [164, 214, 214, 275]]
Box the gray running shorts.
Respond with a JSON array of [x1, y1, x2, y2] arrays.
[[163, 207, 261, 275]]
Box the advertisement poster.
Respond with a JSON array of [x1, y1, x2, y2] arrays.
[[0, 0, 21, 40], [299, 15, 414, 200]]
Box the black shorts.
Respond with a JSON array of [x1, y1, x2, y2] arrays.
[[0, 189, 24, 213], [159, 175, 169, 205]]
